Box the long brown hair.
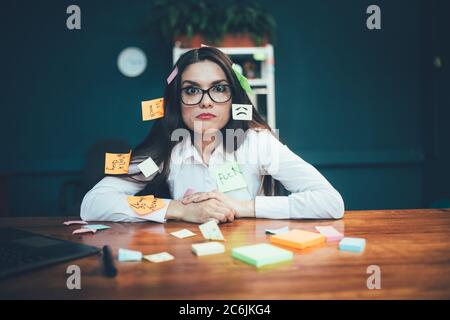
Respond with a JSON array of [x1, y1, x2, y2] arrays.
[[126, 47, 280, 198]]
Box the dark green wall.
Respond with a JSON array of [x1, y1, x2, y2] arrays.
[[0, 0, 447, 216]]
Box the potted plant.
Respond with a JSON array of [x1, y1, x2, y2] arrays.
[[150, 0, 276, 47]]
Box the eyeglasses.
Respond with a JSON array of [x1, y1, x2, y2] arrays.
[[180, 84, 232, 106]]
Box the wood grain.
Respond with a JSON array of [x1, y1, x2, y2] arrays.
[[1, 209, 450, 299]]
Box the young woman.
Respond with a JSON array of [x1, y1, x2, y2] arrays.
[[80, 47, 344, 224]]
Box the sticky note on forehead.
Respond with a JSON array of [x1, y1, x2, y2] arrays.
[[142, 98, 164, 121], [105, 151, 131, 174], [232, 104, 253, 121], [214, 162, 247, 193]]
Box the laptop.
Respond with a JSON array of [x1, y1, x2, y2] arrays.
[[0, 228, 100, 280]]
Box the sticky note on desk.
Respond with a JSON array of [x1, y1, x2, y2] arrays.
[[137, 156, 159, 177], [128, 195, 165, 215], [270, 229, 325, 250], [339, 237, 366, 253], [265, 226, 289, 235], [118, 248, 142, 261], [170, 229, 196, 239], [192, 242, 225, 256], [105, 151, 131, 174], [63, 220, 88, 226], [83, 224, 111, 231], [199, 220, 225, 241], [232, 243, 293, 268], [214, 162, 247, 193], [141, 98, 164, 121], [144, 252, 174, 263], [72, 228, 96, 235], [315, 226, 344, 242]]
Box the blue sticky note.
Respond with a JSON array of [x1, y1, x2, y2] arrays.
[[118, 248, 142, 262], [339, 237, 366, 253], [82, 224, 111, 231]]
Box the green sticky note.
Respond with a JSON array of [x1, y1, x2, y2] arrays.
[[214, 162, 247, 193], [232, 243, 293, 268]]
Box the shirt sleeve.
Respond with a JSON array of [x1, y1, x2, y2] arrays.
[[252, 130, 345, 220], [80, 172, 171, 223]]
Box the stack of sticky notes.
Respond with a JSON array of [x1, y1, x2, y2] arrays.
[[192, 242, 225, 256], [339, 237, 366, 253], [315, 226, 344, 242], [231, 243, 293, 268], [270, 229, 325, 250]]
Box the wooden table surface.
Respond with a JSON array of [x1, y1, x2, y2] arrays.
[[1, 209, 450, 299]]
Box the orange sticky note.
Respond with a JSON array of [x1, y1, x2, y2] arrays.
[[104, 151, 131, 175], [141, 98, 164, 121], [270, 229, 325, 250], [128, 195, 165, 215]]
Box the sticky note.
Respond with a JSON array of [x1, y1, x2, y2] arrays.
[[199, 220, 225, 241], [82, 224, 111, 231], [104, 151, 131, 175], [72, 228, 96, 235], [141, 98, 164, 121], [192, 242, 225, 256], [144, 252, 174, 263], [270, 229, 326, 250], [339, 237, 366, 253], [137, 156, 159, 177], [315, 226, 344, 242], [63, 220, 88, 226], [127, 195, 165, 215], [232, 104, 253, 121], [118, 248, 142, 262], [170, 229, 196, 239], [214, 162, 247, 193], [167, 66, 178, 84], [253, 52, 267, 61], [265, 226, 289, 235], [232, 243, 293, 268]]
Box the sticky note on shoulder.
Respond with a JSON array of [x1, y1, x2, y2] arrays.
[[214, 162, 247, 193], [199, 220, 225, 241], [315, 226, 344, 242], [137, 157, 159, 177], [232, 243, 293, 268], [128, 195, 165, 215], [118, 248, 142, 262], [144, 252, 174, 263], [339, 237, 366, 253], [170, 229, 196, 239], [232, 104, 252, 121], [142, 98, 164, 121], [105, 151, 131, 174], [270, 229, 325, 250], [192, 242, 225, 256]]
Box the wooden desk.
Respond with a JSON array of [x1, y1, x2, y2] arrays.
[[1, 209, 450, 299]]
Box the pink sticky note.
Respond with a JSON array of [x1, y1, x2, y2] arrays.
[[201, 44, 209, 47], [315, 226, 344, 242], [72, 228, 96, 235], [183, 188, 195, 197], [166, 66, 178, 84], [63, 220, 88, 226]]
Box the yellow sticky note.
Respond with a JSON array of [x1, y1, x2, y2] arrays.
[[128, 195, 165, 215], [104, 151, 131, 174], [199, 220, 225, 241], [270, 229, 326, 250], [141, 98, 164, 121], [214, 162, 247, 193]]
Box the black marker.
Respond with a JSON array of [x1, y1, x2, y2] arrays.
[[102, 245, 117, 277]]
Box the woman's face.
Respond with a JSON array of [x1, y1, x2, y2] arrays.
[[180, 60, 232, 134]]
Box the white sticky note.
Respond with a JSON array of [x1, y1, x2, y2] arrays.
[[63, 220, 88, 226], [192, 242, 225, 256], [199, 220, 225, 241], [137, 157, 159, 178], [265, 226, 289, 235], [232, 104, 252, 121], [144, 252, 174, 263], [170, 229, 196, 239], [82, 224, 111, 231], [118, 248, 142, 261]]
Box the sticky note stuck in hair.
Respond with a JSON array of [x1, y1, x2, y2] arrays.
[[167, 66, 178, 84], [128, 195, 165, 215], [214, 162, 247, 193], [141, 98, 164, 121], [104, 151, 131, 174], [232, 104, 252, 121], [138, 156, 159, 177]]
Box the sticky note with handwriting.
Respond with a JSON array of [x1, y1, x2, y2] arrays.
[[105, 151, 131, 174], [128, 195, 165, 215], [141, 98, 164, 121], [214, 162, 247, 193]]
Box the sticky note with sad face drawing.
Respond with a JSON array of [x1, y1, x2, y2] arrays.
[[232, 104, 252, 121]]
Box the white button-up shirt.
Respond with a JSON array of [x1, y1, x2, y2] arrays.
[[80, 129, 344, 223]]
